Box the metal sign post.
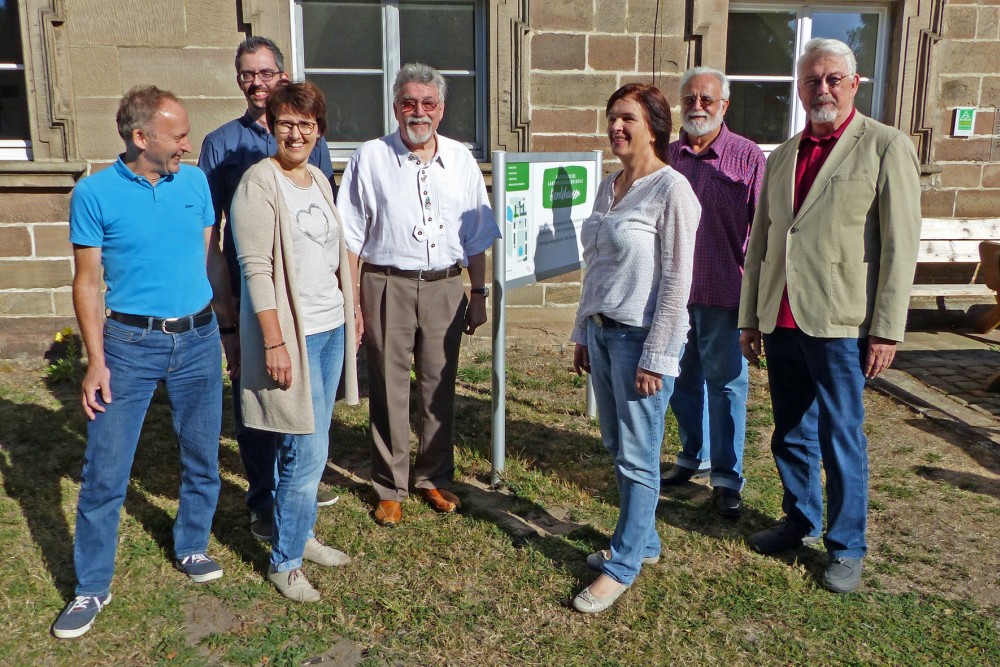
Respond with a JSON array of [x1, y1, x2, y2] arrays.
[[489, 150, 602, 487]]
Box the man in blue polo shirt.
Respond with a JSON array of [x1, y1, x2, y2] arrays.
[[53, 86, 238, 640], [199, 36, 338, 540]]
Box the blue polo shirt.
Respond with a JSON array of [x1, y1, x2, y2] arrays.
[[69, 158, 214, 318], [198, 111, 336, 295]]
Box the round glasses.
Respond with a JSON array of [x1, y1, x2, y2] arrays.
[[274, 120, 317, 136]]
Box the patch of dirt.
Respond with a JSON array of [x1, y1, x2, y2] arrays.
[[862, 394, 1000, 605], [183, 593, 236, 648]]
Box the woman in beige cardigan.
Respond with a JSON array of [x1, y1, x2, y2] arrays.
[[231, 82, 359, 602]]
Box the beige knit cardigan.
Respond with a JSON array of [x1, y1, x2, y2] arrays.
[[231, 159, 359, 434]]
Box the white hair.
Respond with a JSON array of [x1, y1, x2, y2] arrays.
[[393, 63, 447, 103], [680, 67, 730, 100], [797, 38, 857, 77]]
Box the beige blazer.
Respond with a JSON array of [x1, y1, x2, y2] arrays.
[[231, 159, 359, 435], [738, 112, 921, 342]]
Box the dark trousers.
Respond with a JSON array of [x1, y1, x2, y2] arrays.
[[763, 328, 869, 559], [361, 268, 467, 501]]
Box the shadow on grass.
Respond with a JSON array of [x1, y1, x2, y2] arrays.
[[903, 416, 1000, 476], [914, 465, 1000, 500], [0, 376, 269, 600]]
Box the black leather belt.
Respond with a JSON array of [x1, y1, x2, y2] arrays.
[[108, 304, 214, 333], [366, 263, 462, 281], [592, 313, 626, 328]]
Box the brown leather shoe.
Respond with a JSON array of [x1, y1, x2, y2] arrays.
[[374, 500, 401, 526], [420, 488, 461, 513]]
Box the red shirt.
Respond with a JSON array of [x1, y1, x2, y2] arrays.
[[775, 108, 857, 329]]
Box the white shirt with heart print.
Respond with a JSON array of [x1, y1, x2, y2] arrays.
[[275, 172, 345, 335]]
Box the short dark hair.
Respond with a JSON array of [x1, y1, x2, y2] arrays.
[[116, 85, 180, 142], [606, 83, 673, 164], [235, 36, 284, 72], [266, 81, 327, 136]]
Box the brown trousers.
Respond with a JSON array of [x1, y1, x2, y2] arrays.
[[361, 268, 467, 501]]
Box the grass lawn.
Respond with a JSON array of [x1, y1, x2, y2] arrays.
[[0, 340, 998, 666]]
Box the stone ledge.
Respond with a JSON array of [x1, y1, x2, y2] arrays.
[[0, 161, 88, 189]]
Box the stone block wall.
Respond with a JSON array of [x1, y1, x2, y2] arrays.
[[923, 3, 1000, 218], [0, 191, 75, 358]]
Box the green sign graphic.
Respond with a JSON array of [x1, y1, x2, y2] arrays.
[[542, 166, 588, 209], [506, 162, 529, 191], [956, 108, 975, 133]]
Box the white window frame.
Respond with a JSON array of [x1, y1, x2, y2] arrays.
[[290, 0, 488, 161], [0, 46, 32, 159], [728, 2, 890, 153]]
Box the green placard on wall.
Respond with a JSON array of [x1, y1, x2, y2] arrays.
[[542, 166, 588, 209]]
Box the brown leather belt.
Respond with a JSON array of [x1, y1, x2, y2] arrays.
[[108, 303, 214, 333], [365, 263, 462, 281]]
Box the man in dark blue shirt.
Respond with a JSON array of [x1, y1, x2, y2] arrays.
[[198, 36, 338, 541]]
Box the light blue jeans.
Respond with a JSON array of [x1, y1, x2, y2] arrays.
[[271, 326, 344, 572], [669, 305, 748, 490], [74, 315, 222, 597], [587, 317, 677, 586]]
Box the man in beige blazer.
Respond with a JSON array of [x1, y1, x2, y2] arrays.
[[738, 38, 921, 593]]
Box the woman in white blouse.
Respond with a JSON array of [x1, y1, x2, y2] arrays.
[[231, 82, 359, 602], [570, 83, 702, 613]]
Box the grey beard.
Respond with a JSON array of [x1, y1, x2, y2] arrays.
[[810, 106, 838, 124], [682, 114, 722, 137], [405, 120, 432, 145]]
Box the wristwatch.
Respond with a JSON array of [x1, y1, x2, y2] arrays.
[[471, 286, 490, 297]]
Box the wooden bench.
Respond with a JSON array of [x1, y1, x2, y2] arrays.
[[911, 218, 1000, 333]]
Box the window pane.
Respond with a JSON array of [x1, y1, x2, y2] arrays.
[[726, 12, 795, 76], [855, 81, 874, 119], [438, 75, 476, 145], [399, 3, 475, 70], [0, 0, 25, 63], [0, 71, 28, 140], [306, 73, 384, 142], [727, 81, 791, 145], [301, 2, 382, 69], [812, 12, 880, 78]]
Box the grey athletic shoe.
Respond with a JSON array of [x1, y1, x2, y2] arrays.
[[823, 557, 864, 593], [317, 488, 340, 507]]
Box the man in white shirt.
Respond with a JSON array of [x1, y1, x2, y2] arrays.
[[338, 63, 499, 525]]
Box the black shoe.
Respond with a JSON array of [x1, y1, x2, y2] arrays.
[[712, 487, 744, 517], [748, 519, 820, 555], [661, 465, 709, 487], [250, 511, 273, 541]]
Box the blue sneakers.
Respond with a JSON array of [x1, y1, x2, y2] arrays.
[[52, 593, 112, 639], [174, 553, 223, 583]]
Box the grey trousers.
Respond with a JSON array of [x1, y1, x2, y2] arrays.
[[361, 268, 467, 501]]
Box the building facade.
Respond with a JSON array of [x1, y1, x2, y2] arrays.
[[1, 0, 997, 357]]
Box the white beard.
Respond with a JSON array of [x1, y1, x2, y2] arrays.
[[809, 95, 838, 124], [405, 119, 433, 146], [682, 112, 723, 137]]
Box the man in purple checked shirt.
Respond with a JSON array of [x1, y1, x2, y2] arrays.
[[662, 67, 766, 517]]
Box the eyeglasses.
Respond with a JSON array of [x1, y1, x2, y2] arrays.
[[238, 69, 281, 83], [274, 120, 317, 136], [681, 95, 718, 108], [398, 98, 439, 113], [800, 74, 850, 90]]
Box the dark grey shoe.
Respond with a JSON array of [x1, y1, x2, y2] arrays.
[[712, 487, 744, 517], [823, 557, 863, 593], [250, 511, 273, 541], [748, 519, 820, 554], [661, 465, 709, 487]]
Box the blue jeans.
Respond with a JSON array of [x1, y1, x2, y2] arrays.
[[272, 326, 344, 572], [763, 329, 868, 559], [669, 305, 748, 490], [231, 372, 280, 516], [74, 315, 223, 597], [587, 318, 677, 586]]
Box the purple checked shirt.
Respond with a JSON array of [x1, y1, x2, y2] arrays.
[[668, 123, 766, 310]]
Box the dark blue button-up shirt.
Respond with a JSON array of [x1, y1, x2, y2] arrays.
[[198, 111, 336, 295]]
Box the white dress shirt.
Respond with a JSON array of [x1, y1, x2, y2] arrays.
[[337, 131, 498, 270]]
